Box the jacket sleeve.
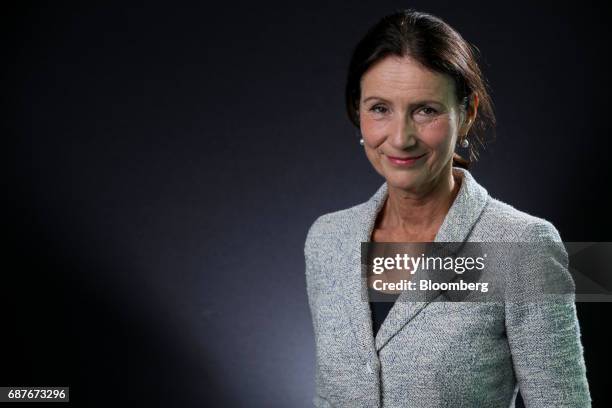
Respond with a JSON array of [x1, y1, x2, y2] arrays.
[[304, 217, 334, 408], [504, 221, 591, 407]]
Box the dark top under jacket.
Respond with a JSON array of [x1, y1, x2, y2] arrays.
[[369, 292, 400, 337]]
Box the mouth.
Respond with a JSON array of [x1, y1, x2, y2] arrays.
[[385, 152, 428, 166]]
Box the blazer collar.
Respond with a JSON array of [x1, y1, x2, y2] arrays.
[[338, 167, 490, 366], [360, 167, 489, 244]]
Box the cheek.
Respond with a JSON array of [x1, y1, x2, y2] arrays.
[[365, 145, 381, 166], [419, 117, 455, 150], [361, 115, 457, 150], [360, 118, 387, 145]]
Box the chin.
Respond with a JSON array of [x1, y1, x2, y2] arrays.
[[384, 171, 425, 191]]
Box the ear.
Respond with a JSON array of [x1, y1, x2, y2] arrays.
[[460, 93, 479, 135]]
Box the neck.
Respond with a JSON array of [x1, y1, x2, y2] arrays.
[[381, 164, 462, 232]]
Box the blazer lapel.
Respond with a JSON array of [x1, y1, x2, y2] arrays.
[[338, 168, 490, 363], [374, 168, 490, 351]]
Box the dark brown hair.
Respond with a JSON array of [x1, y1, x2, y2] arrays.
[[345, 9, 495, 169]]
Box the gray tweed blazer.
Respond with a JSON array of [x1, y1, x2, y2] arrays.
[[304, 167, 591, 407]]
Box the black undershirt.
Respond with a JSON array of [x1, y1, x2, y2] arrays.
[[369, 292, 400, 337]]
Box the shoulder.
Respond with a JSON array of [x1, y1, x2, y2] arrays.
[[475, 195, 563, 242], [478, 196, 571, 297], [304, 202, 366, 257]]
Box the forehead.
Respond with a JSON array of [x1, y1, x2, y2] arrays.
[[360, 55, 456, 102]]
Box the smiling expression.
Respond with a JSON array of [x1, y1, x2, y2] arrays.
[[359, 55, 472, 194]]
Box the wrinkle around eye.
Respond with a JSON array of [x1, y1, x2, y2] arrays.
[[369, 105, 389, 114], [415, 107, 438, 116]]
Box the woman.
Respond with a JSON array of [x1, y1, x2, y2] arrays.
[[304, 9, 591, 408]]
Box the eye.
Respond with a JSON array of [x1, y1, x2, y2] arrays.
[[417, 106, 438, 116], [369, 104, 389, 114]]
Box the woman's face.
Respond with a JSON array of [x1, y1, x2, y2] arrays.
[[359, 55, 471, 193]]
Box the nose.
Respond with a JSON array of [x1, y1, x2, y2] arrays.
[[388, 113, 417, 150]]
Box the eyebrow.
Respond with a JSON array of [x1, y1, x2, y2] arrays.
[[362, 96, 444, 105]]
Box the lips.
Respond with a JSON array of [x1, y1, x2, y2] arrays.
[[385, 152, 428, 167], [387, 153, 427, 161]]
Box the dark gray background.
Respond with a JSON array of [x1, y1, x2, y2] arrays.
[[4, 1, 611, 407]]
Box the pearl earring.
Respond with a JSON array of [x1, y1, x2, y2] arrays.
[[460, 137, 469, 148], [359, 138, 364, 146]]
